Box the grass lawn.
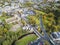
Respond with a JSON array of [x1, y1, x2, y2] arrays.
[[15, 34, 37, 45]]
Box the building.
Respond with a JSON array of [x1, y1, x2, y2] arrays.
[[0, 20, 4, 26], [5, 15, 21, 24], [50, 32, 60, 44], [47, 0, 57, 2], [22, 24, 34, 32], [2, 6, 11, 13], [18, 0, 25, 3], [0, 7, 2, 16]]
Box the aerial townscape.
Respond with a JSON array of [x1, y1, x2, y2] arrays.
[[0, 0, 60, 45]]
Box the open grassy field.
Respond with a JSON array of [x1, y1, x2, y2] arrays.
[[15, 34, 37, 45]]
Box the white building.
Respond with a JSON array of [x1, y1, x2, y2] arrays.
[[22, 24, 34, 32]]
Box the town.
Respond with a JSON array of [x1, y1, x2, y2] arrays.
[[0, 0, 60, 45]]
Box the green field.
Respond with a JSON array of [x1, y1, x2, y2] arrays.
[[15, 34, 37, 45]]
